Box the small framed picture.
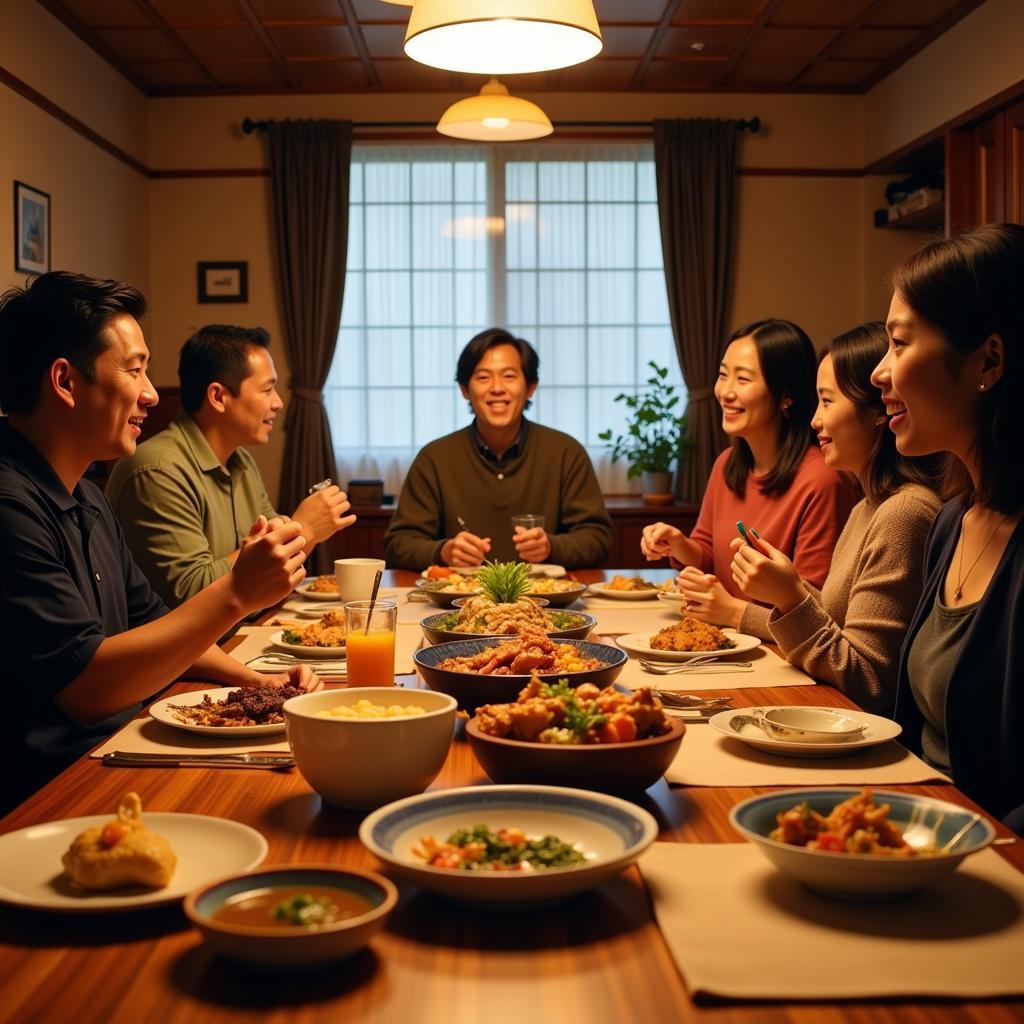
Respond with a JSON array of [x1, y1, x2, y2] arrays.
[[197, 261, 248, 303], [14, 181, 50, 275]]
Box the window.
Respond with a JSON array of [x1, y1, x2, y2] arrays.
[[327, 143, 682, 494]]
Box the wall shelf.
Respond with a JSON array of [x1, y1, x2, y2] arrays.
[[877, 200, 945, 230]]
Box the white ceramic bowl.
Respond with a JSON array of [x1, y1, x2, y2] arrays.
[[360, 784, 658, 906], [283, 688, 457, 809], [184, 865, 397, 969], [759, 707, 866, 743], [730, 788, 995, 900]]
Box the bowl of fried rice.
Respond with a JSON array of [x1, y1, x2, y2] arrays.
[[730, 787, 995, 900], [412, 633, 627, 710]]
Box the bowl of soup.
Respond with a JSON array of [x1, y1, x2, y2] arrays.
[[184, 865, 397, 969]]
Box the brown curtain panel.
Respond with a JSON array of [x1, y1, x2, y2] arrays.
[[653, 118, 738, 502], [268, 119, 352, 573]]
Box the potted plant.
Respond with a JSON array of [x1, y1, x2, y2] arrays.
[[598, 362, 688, 505]]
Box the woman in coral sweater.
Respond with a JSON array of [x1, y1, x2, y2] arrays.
[[641, 319, 857, 638]]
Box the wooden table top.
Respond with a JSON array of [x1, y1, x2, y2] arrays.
[[1, 570, 1020, 1024]]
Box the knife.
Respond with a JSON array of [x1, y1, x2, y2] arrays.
[[102, 751, 294, 769]]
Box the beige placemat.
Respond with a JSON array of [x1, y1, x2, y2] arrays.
[[642, 842, 1024, 1000], [665, 723, 949, 786], [587, 605, 681, 635], [90, 716, 291, 757], [228, 624, 421, 675], [579, 594, 666, 611], [617, 643, 810, 692]]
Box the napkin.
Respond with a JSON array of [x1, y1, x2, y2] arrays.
[[617, 643, 810, 692], [641, 842, 1024, 999], [665, 723, 949, 786]]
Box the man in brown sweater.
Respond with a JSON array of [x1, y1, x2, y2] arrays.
[[383, 329, 612, 570]]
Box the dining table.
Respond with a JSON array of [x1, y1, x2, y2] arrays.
[[1, 568, 1021, 1024]]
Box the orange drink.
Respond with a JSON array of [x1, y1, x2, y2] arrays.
[[343, 599, 398, 687], [346, 629, 396, 687]]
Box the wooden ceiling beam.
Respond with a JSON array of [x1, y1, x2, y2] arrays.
[[630, 0, 684, 90], [789, 0, 883, 88], [233, 0, 300, 89], [711, 0, 786, 89], [335, 0, 381, 89], [132, 0, 220, 90]]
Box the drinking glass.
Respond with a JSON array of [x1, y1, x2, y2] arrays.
[[344, 599, 397, 687], [511, 514, 546, 531]]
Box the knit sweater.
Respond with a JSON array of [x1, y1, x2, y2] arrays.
[[383, 421, 613, 569], [742, 484, 941, 714], [688, 446, 858, 640]]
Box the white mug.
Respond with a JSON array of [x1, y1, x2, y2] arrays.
[[334, 558, 386, 603]]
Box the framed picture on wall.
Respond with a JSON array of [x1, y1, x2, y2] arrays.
[[197, 261, 248, 303], [14, 181, 50, 275]]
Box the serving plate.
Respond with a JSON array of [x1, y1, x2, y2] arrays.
[[270, 630, 347, 659], [615, 631, 761, 661], [419, 610, 596, 646], [359, 784, 657, 905], [0, 813, 267, 912], [585, 581, 660, 601], [709, 706, 902, 758], [293, 577, 340, 600], [149, 686, 287, 736]]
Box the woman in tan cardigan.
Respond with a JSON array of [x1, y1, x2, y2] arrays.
[[729, 322, 942, 714]]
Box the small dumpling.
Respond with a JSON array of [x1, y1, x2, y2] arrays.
[[62, 792, 177, 890]]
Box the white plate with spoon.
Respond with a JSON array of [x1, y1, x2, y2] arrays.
[[709, 706, 902, 758]]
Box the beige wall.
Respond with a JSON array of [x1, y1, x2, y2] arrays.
[[863, 0, 1024, 164], [0, 5, 149, 296]]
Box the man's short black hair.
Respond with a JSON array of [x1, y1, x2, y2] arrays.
[[455, 328, 540, 391], [178, 324, 271, 413], [0, 271, 146, 415]]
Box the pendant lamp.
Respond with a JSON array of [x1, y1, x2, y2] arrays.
[[406, 0, 602, 76], [436, 79, 553, 141]]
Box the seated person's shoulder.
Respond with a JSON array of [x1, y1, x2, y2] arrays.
[[877, 484, 943, 522], [106, 426, 194, 497]]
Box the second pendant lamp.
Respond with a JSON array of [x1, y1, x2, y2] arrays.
[[437, 79, 553, 142]]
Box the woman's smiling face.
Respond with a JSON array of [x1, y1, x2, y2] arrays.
[[714, 336, 779, 443], [812, 353, 876, 475], [871, 291, 982, 459]]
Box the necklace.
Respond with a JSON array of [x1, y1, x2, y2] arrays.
[[952, 509, 1009, 602]]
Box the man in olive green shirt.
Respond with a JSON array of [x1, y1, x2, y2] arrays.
[[107, 325, 355, 605]]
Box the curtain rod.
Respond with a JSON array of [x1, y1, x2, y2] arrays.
[[241, 116, 760, 134]]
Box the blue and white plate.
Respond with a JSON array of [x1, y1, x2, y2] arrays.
[[360, 784, 658, 905]]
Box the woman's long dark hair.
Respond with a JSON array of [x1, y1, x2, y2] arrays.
[[722, 319, 817, 499], [890, 223, 1024, 513], [824, 322, 943, 505]]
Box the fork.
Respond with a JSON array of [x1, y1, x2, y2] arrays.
[[639, 658, 752, 675], [650, 691, 734, 710]]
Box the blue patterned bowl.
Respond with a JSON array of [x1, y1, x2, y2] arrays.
[[413, 637, 627, 709], [359, 784, 657, 905], [730, 788, 996, 900]]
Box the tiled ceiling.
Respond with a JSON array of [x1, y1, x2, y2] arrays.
[[38, 0, 986, 96]]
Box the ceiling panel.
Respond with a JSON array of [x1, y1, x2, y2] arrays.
[[38, 0, 985, 96], [675, 0, 767, 21], [800, 59, 885, 87], [772, 0, 875, 26], [269, 24, 357, 58], [831, 27, 919, 60]]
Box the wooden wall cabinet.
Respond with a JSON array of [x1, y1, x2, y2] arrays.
[[948, 98, 1024, 231]]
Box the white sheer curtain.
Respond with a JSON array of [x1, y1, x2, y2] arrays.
[[329, 142, 683, 498]]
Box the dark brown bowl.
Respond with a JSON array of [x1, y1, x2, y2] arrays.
[[522, 582, 588, 608], [465, 718, 686, 794], [412, 638, 627, 711]]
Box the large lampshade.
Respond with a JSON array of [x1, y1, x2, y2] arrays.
[[406, 0, 602, 76], [437, 79, 553, 141]]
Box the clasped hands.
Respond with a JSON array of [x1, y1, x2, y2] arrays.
[[442, 525, 551, 567]]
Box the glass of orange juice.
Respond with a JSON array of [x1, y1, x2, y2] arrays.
[[344, 599, 397, 687]]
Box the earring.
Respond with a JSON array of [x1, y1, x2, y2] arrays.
[[978, 381, 987, 392]]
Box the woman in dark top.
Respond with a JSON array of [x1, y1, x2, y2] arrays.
[[871, 223, 1024, 831]]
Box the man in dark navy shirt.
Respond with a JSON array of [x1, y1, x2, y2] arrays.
[[0, 272, 320, 811]]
